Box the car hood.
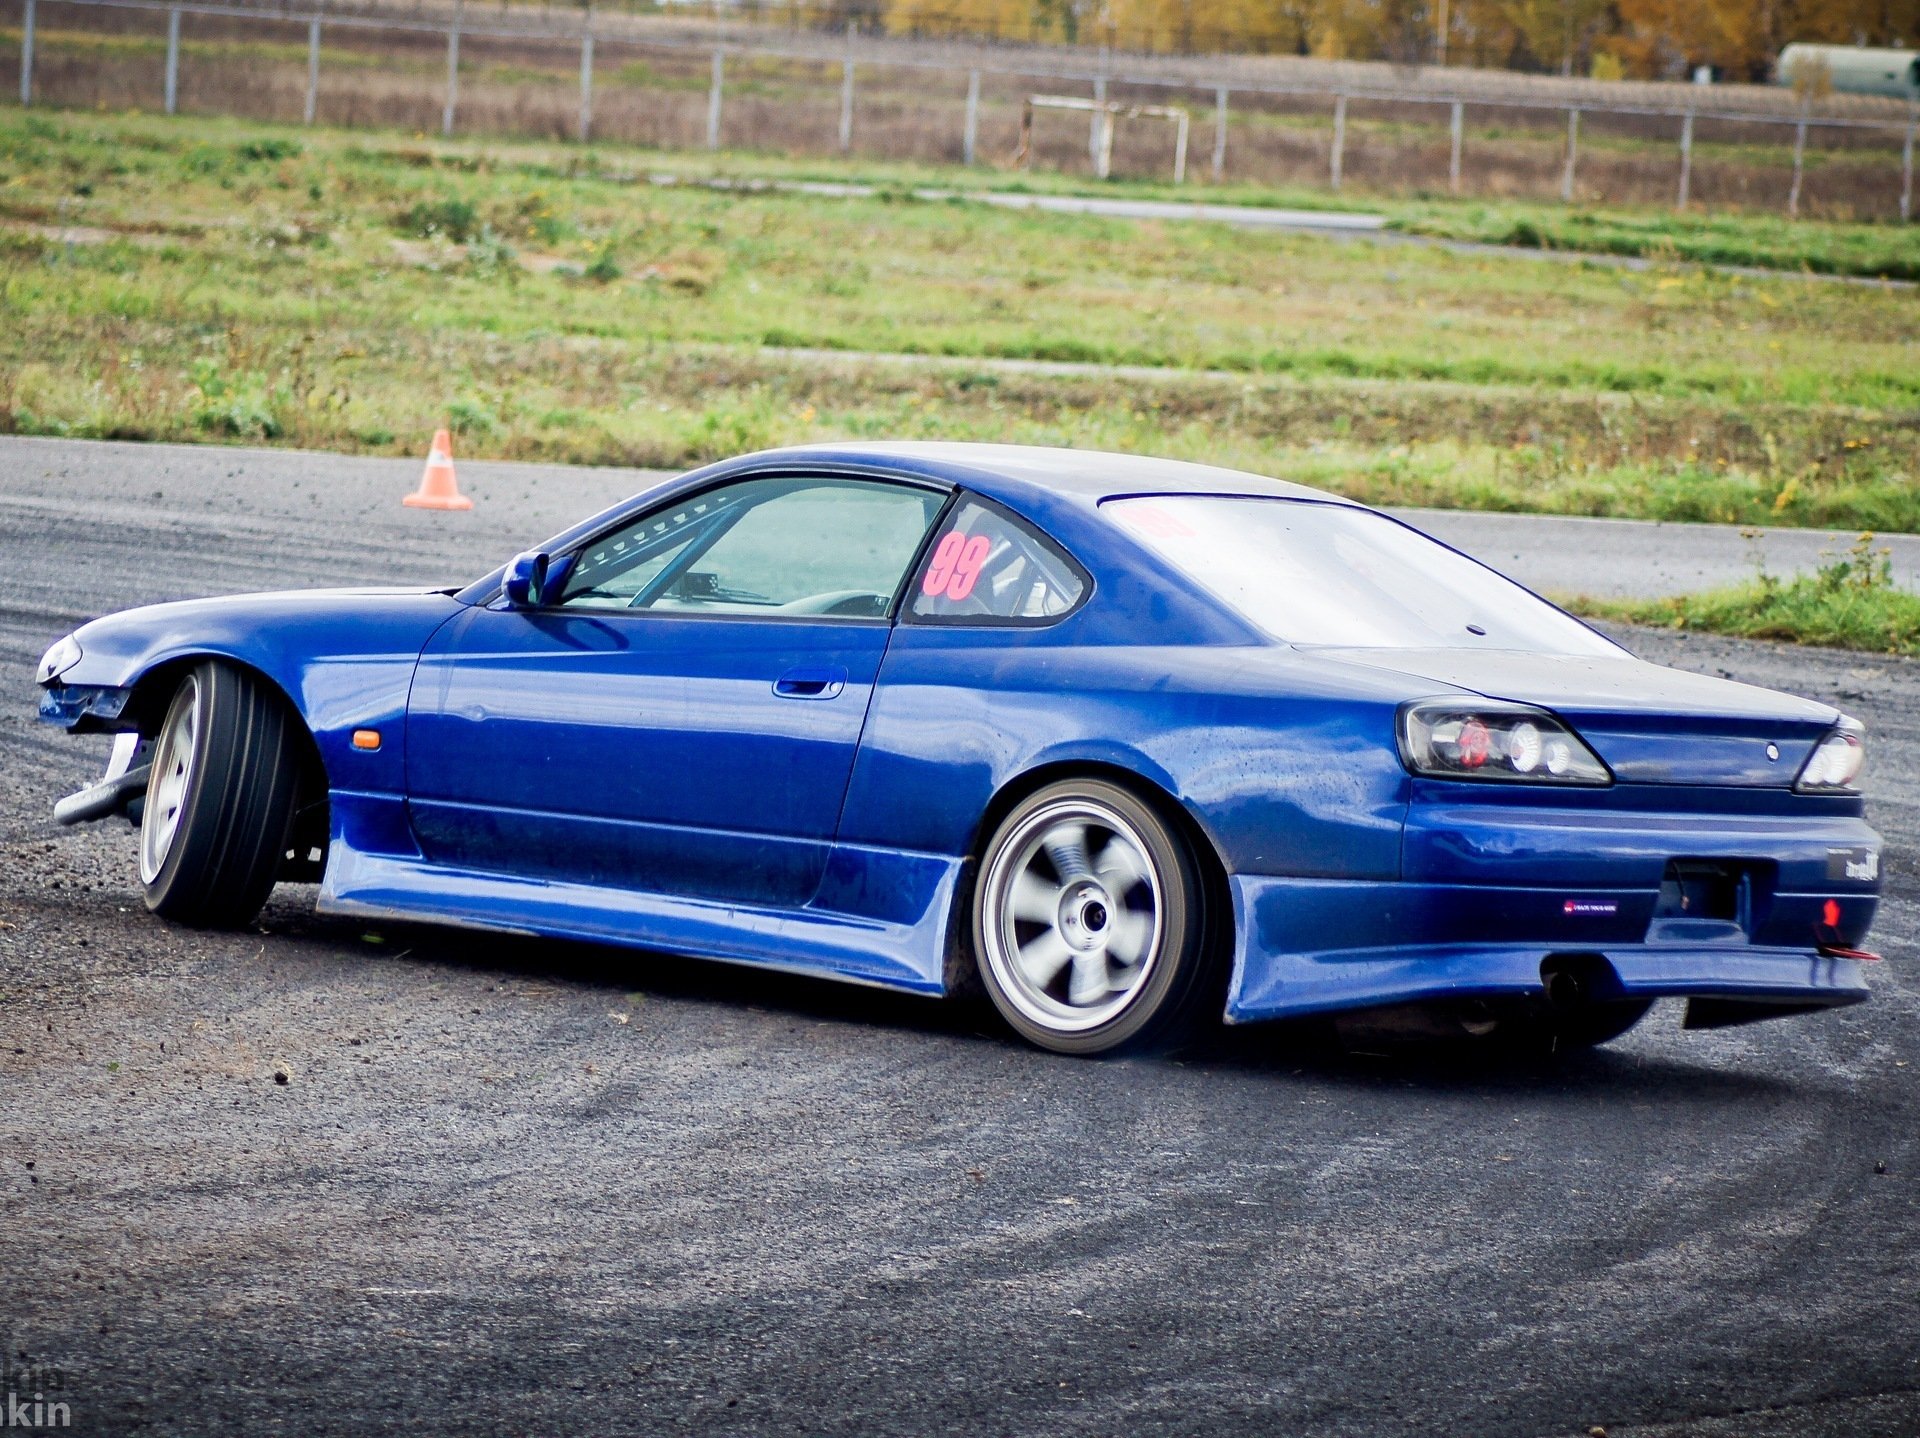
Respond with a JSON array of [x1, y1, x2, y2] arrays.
[[1313, 645, 1842, 787]]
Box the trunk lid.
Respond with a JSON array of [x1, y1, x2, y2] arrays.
[[1316, 647, 1840, 787]]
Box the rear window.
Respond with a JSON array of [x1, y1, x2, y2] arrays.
[[1105, 496, 1619, 654]]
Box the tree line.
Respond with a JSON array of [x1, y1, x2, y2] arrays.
[[862, 0, 1920, 80]]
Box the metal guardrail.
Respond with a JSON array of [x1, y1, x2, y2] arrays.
[[13, 0, 1920, 219]]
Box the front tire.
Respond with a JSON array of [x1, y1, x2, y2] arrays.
[[973, 779, 1217, 1056], [140, 661, 302, 928]]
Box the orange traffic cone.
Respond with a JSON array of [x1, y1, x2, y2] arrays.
[[404, 428, 473, 511]]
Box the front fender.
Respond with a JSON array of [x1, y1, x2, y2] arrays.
[[41, 587, 468, 795]]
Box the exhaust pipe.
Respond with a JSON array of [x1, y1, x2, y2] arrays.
[[1541, 955, 1608, 1011], [1544, 967, 1584, 1009]]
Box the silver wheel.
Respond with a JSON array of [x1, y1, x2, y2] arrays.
[[140, 674, 201, 886], [979, 798, 1165, 1035]]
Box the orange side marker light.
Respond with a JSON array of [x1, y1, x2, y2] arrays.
[[352, 729, 382, 751]]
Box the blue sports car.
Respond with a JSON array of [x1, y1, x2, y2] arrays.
[[37, 443, 1882, 1054]]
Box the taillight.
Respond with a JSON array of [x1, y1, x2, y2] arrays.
[[1399, 701, 1611, 786], [1796, 719, 1865, 794]]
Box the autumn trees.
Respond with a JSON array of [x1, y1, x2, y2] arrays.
[[876, 0, 1920, 80]]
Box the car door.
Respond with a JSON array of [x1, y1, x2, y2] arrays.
[[404, 473, 949, 908]]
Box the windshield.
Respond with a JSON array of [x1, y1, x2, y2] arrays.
[[1105, 496, 1621, 654]]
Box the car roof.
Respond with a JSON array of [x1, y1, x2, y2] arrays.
[[750, 442, 1357, 508], [461, 442, 1362, 613]]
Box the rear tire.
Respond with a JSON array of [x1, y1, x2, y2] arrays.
[[973, 779, 1217, 1056], [140, 661, 302, 929], [1550, 999, 1654, 1050], [1479, 999, 1655, 1059]]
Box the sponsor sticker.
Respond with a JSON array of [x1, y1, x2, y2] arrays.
[[1826, 848, 1880, 884], [1562, 899, 1619, 917]]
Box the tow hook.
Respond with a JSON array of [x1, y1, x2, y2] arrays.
[[1816, 900, 1883, 961], [1816, 941, 1883, 962], [53, 732, 150, 827]]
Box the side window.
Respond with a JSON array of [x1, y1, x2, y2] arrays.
[[908, 498, 1087, 624], [559, 476, 943, 619]]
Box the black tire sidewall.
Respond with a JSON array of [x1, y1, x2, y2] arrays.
[[141, 661, 298, 928]]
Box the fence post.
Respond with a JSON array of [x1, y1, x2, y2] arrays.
[[1903, 111, 1915, 224], [442, 24, 460, 137], [1676, 109, 1694, 210], [1211, 86, 1227, 181], [1560, 107, 1578, 202], [962, 69, 979, 165], [1788, 115, 1807, 219], [304, 17, 320, 125], [706, 49, 722, 151], [838, 56, 854, 154], [1090, 73, 1106, 170], [578, 31, 593, 143], [1330, 92, 1346, 190], [1448, 98, 1463, 192], [164, 8, 181, 115], [18, 0, 32, 107]]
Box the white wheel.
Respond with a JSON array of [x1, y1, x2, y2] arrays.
[[140, 672, 202, 885], [980, 798, 1164, 1034], [973, 779, 1216, 1055]]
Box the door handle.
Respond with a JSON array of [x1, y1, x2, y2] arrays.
[[773, 666, 848, 700]]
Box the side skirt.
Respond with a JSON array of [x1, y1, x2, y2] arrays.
[[316, 838, 958, 996]]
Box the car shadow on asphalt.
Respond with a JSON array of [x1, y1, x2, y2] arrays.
[[1190, 1022, 1804, 1103], [268, 897, 1802, 1103], [267, 897, 989, 1037]]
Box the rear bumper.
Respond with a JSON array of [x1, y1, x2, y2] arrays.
[[1225, 907, 1872, 1023], [1225, 797, 1883, 1024]]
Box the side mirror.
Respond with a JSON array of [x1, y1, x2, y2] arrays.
[[502, 550, 551, 609]]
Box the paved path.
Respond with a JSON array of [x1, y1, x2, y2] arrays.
[[1405, 506, 1920, 600], [2, 434, 1916, 1438]]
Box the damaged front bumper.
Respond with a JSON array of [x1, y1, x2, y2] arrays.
[[39, 680, 146, 825], [39, 680, 134, 729]]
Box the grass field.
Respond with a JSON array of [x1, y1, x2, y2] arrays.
[[628, 150, 1920, 281], [1570, 536, 1920, 656], [2, 107, 1917, 560]]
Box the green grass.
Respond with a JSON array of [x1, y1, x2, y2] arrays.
[[1, 106, 1917, 535], [1386, 202, 1920, 283], [490, 139, 1920, 283], [1570, 578, 1920, 655], [1566, 535, 1920, 655]]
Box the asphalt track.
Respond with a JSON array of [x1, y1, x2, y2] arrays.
[[0, 436, 1915, 1437]]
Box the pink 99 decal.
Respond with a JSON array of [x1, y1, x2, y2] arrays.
[[921, 531, 993, 602], [921, 531, 965, 597], [946, 535, 992, 601]]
